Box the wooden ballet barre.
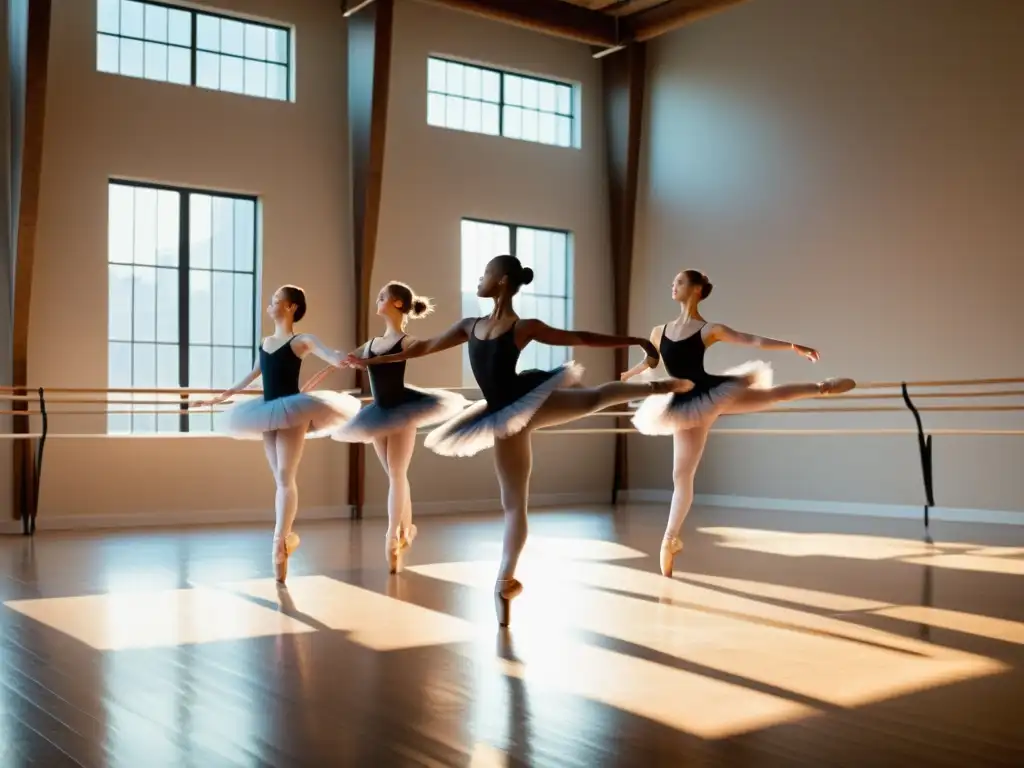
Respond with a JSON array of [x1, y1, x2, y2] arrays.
[[2, 427, 1024, 440], [854, 376, 1024, 390]]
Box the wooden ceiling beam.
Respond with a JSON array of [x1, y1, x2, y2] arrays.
[[419, 0, 618, 46], [626, 0, 750, 43]]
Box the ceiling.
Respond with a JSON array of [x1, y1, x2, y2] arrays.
[[419, 0, 748, 47], [558, 0, 702, 17]]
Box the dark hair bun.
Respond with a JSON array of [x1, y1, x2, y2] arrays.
[[410, 296, 434, 319], [280, 285, 307, 322], [703, 282, 713, 299], [520, 267, 534, 286]]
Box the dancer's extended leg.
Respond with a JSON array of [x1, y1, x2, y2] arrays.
[[725, 377, 855, 415], [492, 431, 531, 627], [529, 378, 691, 431]]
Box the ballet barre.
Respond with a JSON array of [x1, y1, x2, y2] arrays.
[[0, 377, 1020, 538]]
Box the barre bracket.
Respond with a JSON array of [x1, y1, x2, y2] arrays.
[[901, 382, 934, 541]]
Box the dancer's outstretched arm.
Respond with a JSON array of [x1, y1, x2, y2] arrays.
[[706, 324, 819, 361], [292, 333, 350, 367], [190, 360, 261, 408], [517, 320, 660, 365], [348, 318, 474, 367], [621, 326, 662, 381], [302, 340, 369, 393]]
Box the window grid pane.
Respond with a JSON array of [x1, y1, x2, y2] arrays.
[[459, 218, 572, 387], [427, 56, 576, 148], [95, 1, 291, 102], [108, 181, 258, 435]]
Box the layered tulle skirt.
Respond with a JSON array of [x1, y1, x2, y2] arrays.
[[425, 361, 584, 457], [217, 390, 362, 440], [631, 361, 772, 435], [331, 386, 470, 443]]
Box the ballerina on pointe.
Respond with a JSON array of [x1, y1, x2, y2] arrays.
[[621, 269, 856, 577], [192, 285, 361, 583], [347, 255, 694, 627], [304, 281, 469, 572]]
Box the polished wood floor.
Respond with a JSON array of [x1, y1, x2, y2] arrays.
[[1, 504, 1023, 767]]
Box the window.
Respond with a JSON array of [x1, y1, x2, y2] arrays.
[[460, 218, 573, 387], [427, 57, 576, 148], [107, 181, 259, 434], [96, 0, 291, 101]]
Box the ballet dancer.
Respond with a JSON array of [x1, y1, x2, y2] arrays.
[[346, 255, 694, 627], [305, 282, 469, 573], [620, 269, 856, 577], [191, 285, 361, 583]]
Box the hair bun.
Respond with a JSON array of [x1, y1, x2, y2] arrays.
[[703, 282, 714, 299], [520, 267, 534, 286], [410, 296, 434, 319]]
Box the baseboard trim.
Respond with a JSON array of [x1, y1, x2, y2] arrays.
[[617, 490, 1024, 526], [360, 491, 610, 518], [19, 505, 354, 533]]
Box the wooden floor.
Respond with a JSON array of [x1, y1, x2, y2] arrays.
[[1, 504, 1022, 767]]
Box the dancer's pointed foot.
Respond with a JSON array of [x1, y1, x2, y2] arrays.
[[660, 536, 683, 578], [652, 378, 694, 395], [494, 578, 523, 628], [819, 377, 855, 395], [386, 523, 418, 574], [273, 531, 301, 584]]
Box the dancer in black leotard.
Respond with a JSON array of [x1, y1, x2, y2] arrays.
[[347, 255, 693, 627], [305, 282, 468, 572], [192, 285, 360, 583], [622, 270, 856, 577]]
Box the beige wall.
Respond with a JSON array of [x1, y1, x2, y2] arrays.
[[26, 0, 617, 525], [631, 0, 1024, 512], [365, 0, 615, 510], [30, 0, 353, 523]]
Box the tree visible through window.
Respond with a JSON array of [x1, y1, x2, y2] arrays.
[[107, 181, 259, 434], [460, 218, 573, 387]]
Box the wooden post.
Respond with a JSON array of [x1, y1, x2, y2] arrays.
[[346, 0, 394, 518]]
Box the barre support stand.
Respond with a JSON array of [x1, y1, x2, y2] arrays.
[[22, 388, 46, 536], [901, 382, 934, 542]]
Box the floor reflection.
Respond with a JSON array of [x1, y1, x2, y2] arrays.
[[2, 516, 1022, 764]]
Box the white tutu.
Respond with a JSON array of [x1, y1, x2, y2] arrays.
[[217, 390, 362, 440], [425, 362, 584, 457], [631, 361, 772, 435], [331, 387, 470, 443]]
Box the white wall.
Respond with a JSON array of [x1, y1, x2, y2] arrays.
[[365, 0, 615, 511], [30, 0, 353, 524], [631, 0, 1024, 513]]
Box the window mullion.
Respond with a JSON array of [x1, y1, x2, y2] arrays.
[[179, 192, 190, 432]]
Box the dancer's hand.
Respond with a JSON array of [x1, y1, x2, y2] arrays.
[[188, 399, 213, 409], [793, 344, 819, 362], [620, 370, 634, 382], [344, 353, 366, 369]]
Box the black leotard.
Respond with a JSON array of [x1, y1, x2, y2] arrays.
[[660, 324, 733, 395], [468, 319, 561, 412], [261, 337, 302, 401], [366, 336, 412, 409]]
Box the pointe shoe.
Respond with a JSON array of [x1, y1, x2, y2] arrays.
[[660, 536, 683, 577], [386, 523, 419, 574], [386, 535, 403, 574], [494, 579, 523, 628], [273, 531, 301, 584], [819, 377, 856, 395]]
